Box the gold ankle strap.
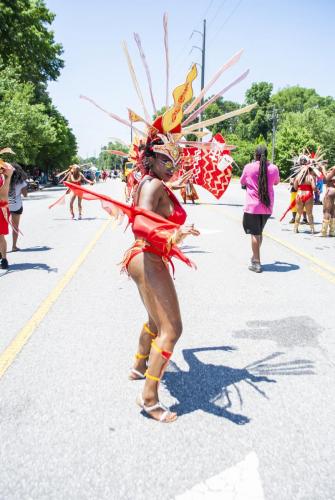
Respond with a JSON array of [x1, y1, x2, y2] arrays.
[[135, 352, 149, 360], [151, 340, 172, 360], [145, 370, 160, 382], [143, 323, 157, 338]]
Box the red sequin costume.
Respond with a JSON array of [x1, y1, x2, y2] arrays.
[[0, 175, 10, 236]]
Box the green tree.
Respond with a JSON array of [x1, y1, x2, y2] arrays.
[[0, 66, 56, 164], [275, 107, 335, 177], [36, 106, 77, 172], [98, 142, 129, 170], [236, 82, 274, 141], [271, 85, 335, 114], [201, 98, 241, 136], [0, 0, 64, 85]]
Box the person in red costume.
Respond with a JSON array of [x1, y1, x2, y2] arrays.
[[0, 160, 14, 269], [293, 157, 316, 234], [62, 165, 94, 219], [126, 138, 199, 423], [64, 137, 199, 423]]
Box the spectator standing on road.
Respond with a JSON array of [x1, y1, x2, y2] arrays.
[[0, 160, 14, 269], [240, 145, 280, 273], [9, 163, 28, 251]]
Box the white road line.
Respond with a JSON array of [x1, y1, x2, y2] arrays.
[[175, 452, 264, 500]]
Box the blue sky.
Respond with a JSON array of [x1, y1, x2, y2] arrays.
[[46, 0, 335, 157]]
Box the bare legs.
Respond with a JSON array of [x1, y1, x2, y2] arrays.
[[295, 198, 314, 233], [70, 194, 75, 218], [78, 196, 83, 218], [129, 318, 157, 379], [322, 188, 335, 236], [305, 198, 314, 233], [11, 212, 21, 250], [70, 195, 83, 219], [128, 251, 182, 422], [251, 235, 262, 263], [0, 234, 7, 260]]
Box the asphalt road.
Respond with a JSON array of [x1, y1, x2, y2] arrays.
[[0, 179, 334, 500]]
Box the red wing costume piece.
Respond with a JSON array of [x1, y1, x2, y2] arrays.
[[64, 181, 195, 271], [180, 134, 233, 200]]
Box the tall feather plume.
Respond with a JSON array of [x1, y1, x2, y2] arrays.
[[163, 13, 169, 108], [182, 103, 256, 133], [122, 41, 150, 122], [184, 49, 244, 116], [182, 69, 250, 126], [80, 95, 146, 137], [133, 33, 157, 115]]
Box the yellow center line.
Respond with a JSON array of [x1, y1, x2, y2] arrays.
[[0, 219, 111, 380], [206, 204, 335, 280]]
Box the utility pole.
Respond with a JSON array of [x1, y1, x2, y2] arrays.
[[190, 19, 207, 124], [201, 19, 206, 107], [271, 107, 278, 163]]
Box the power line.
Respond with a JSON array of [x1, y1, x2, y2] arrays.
[[171, 0, 215, 80], [203, 0, 216, 19], [207, 0, 228, 30], [207, 0, 243, 49]]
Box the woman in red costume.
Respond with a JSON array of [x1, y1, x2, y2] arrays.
[[62, 165, 93, 219], [293, 157, 316, 234], [126, 138, 199, 422], [0, 159, 14, 269], [64, 136, 199, 423]]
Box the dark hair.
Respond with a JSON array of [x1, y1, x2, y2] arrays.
[[10, 163, 27, 186], [143, 138, 164, 158], [143, 138, 164, 172], [255, 145, 270, 208]]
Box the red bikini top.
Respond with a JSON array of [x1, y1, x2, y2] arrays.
[[135, 176, 186, 225], [162, 183, 187, 225]]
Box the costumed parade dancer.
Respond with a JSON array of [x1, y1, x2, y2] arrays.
[[180, 167, 199, 204], [321, 164, 335, 236], [280, 149, 326, 234], [49, 164, 93, 219], [65, 14, 256, 422], [293, 156, 316, 234], [0, 148, 15, 270]]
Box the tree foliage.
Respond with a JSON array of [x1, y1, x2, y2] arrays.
[[199, 81, 335, 177], [0, 1, 77, 171], [0, 0, 64, 85], [97, 142, 129, 170], [0, 66, 56, 164]]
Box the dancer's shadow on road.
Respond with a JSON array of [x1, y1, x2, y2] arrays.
[[164, 346, 314, 425], [261, 261, 299, 272], [10, 246, 52, 253], [180, 245, 212, 255], [6, 262, 57, 273]]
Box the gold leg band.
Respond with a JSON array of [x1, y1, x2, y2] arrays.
[[145, 370, 161, 382], [143, 323, 157, 338], [135, 353, 149, 360]]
